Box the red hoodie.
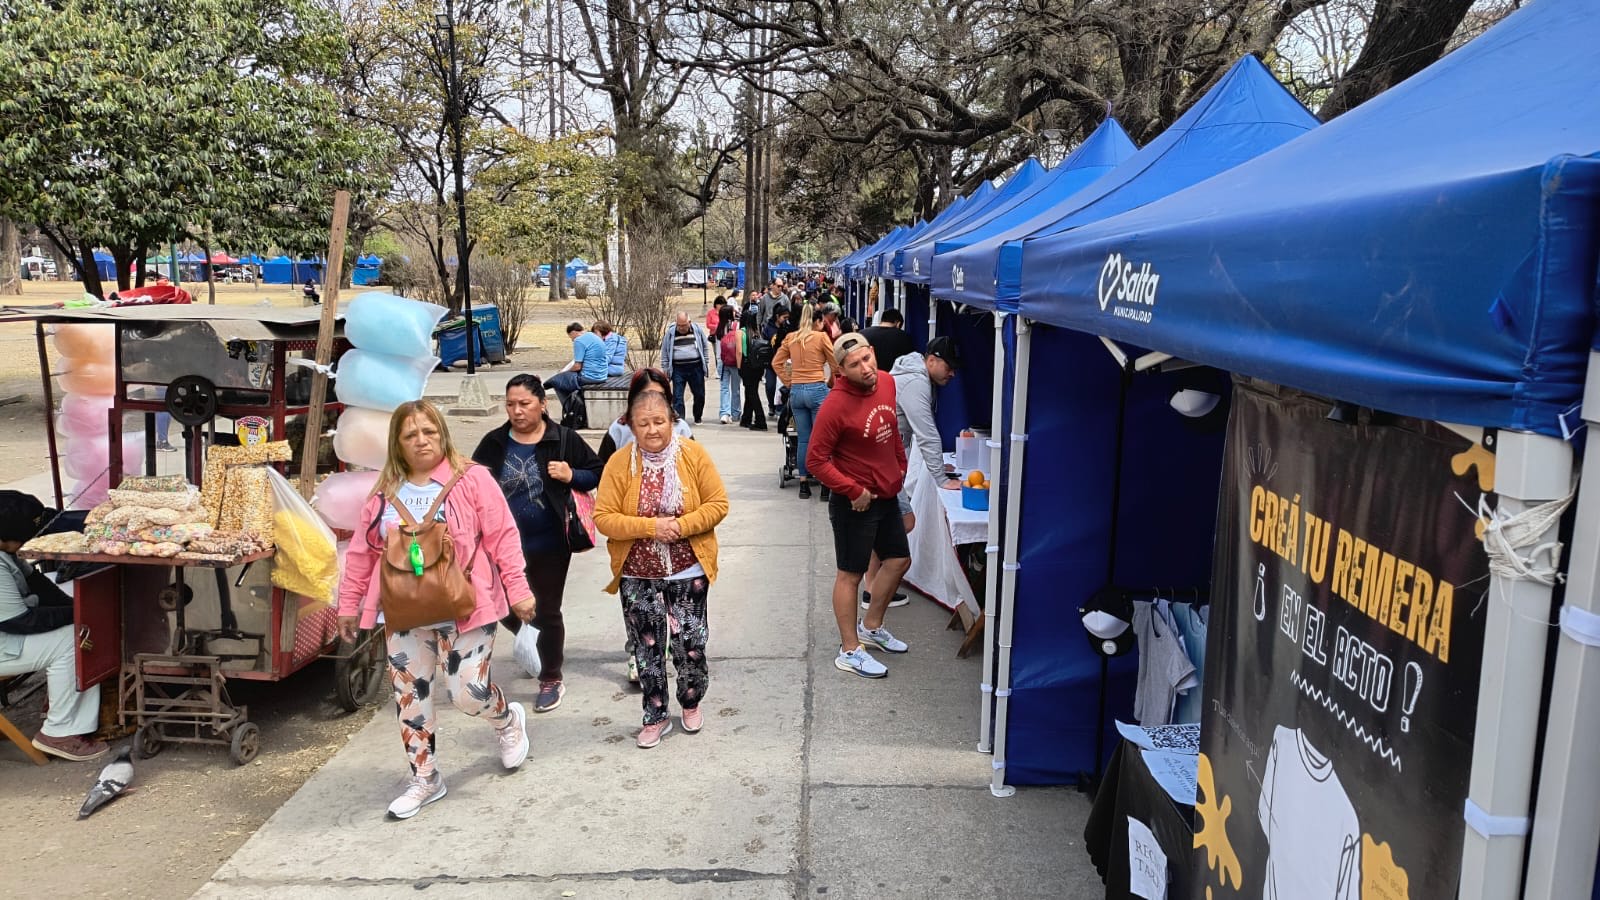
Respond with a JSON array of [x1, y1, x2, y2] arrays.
[[806, 374, 906, 500]]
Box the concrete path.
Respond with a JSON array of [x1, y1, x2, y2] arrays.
[[193, 410, 1100, 899]]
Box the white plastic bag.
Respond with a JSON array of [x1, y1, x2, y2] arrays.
[[512, 623, 542, 678]]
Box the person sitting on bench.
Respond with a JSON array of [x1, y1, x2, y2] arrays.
[[0, 491, 109, 762], [548, 322, 610, 429]]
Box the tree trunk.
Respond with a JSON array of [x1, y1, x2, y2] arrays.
[[0, 219, 19, 296], [110, 244, 137, 292], [134, 242, 148, 288], [75, 238, 105, 300], [200, 236, 216, 305], [1318, 0, 1476, 119]]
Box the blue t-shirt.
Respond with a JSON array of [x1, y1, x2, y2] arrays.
[[499, 441, 566, 553], [574, 332, 609, 384]]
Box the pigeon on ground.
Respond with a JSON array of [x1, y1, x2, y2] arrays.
[[77, 746, 134, 819]]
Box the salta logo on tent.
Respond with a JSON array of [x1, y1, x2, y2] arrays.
[[1096, 251, 1160, 324], [952, 265, 966, 291], [912, 257, 921, 276]]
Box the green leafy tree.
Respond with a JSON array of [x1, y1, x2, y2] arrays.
[[0, 0, 385, 297], [476, 129, 615, 269]]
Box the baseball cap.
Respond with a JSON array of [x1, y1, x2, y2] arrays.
[[926, 336, 962, 369], [833, 332, 872, 367]]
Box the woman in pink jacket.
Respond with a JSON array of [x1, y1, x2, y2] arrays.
[[337, 400, 537, 820]]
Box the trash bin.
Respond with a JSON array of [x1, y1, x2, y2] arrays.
[[467, 304, 507, 363], [436, 321, 483, 369]]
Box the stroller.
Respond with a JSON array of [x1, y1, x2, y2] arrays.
[[776, 385, 800, 488]]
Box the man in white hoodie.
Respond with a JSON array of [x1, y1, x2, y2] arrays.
[[860, 337, 962, 609]]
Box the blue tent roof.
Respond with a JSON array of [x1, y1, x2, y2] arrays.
[[771, 261, 801, 273], [930, 119, 1137, 303], [938, 56, 1317, 311], [847, 226, 911, 280], [871, 183, 999, 279], [92, 250, 114, 262], [1017, 0, 1600, 438], [709, 259, 738, 270], [356, 254, 382, 266], [178, 252, 207, 263], [897, 159, 1049, 283]]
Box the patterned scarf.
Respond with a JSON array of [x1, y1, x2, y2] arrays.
[[631, 434, 688, 574]]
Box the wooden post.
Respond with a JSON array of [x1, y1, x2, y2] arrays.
[[297, 190, 350, 498]]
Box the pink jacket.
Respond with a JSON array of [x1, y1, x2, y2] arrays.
[[336, 460, 532, 632]]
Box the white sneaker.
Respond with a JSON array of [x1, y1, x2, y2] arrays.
[[835, 645, 888, 678], [720, 415, 732, 424], [857, 623, 909, 654], [498, 702, 529, 770], [387, 772, 447, 819]]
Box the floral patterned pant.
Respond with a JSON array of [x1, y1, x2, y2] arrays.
[[620, 575, 710, 726], [387, 623, 510, 776]]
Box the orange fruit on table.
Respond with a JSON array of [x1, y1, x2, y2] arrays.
[[966, 470, 984, 487]]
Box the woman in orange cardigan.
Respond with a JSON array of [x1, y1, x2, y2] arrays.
[[595, 389, 729, 748]]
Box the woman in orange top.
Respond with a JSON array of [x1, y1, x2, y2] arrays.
[[771, 307, 835, 500]]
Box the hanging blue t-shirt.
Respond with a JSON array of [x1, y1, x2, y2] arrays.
[[499, 441, 566, 553], [573, 332, 610, 384]]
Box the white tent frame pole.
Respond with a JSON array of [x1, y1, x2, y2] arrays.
[[978, 311, 1008, 753], [989, 316, 1032, 799], [1458, 428, 1573, 900], [1526, 350, 1600, 899], [925, 283, 936, 338]]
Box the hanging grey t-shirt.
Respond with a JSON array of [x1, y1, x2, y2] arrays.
[[1132, 599, 1198, 727]]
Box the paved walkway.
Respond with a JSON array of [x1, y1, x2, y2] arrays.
[[193, 410, 1099, 898]]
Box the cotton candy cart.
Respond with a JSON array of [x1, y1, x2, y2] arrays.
[[1, 305, 390, 764]]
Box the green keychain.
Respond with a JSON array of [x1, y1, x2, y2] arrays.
[[408, 538, 424, 576]]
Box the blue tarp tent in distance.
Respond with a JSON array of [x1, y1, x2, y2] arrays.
[[940, 55, 1318, 312], [930, 118, 1136, 305], [1017, 0, 1600, 439], [897, 159, 1047, 283]]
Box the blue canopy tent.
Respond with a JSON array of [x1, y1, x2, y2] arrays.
[[845, 226, 913, 322], [886, 163, 1050, 449], [929, 118, 1137, 305], [261, 256, 325, 284], [770, 261, 801, 275], [1012, 3, 1600, 895], [352, 254, 382, 286], [90, 251, 118, 282], [954, 56, 1319, 789]]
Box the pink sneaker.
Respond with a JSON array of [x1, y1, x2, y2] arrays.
[[681, 707, 703, 733], [636, 718, 674, 749], [497, 702, 528, 770]]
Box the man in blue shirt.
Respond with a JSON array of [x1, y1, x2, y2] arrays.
[[548, 322, 610, 428]]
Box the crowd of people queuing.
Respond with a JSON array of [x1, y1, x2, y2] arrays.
[[0, 272, 964, 826]]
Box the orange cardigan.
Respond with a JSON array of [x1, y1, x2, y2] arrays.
[[772, 330, 834, 386], [593, 438, 728, 593]]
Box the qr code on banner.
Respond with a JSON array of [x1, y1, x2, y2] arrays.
[[1143, 724, 1201, 754]]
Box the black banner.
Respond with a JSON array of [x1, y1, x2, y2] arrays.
[[1192, 382, 1491, 900]]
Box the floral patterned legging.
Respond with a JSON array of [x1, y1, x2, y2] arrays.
[[620, 575, 710, 726], [387, 623, 511, 777]]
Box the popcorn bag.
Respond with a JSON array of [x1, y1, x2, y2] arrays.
[[265, 468, 338, 604]]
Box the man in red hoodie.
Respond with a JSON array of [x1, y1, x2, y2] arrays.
[[806, 333, 911, 678]]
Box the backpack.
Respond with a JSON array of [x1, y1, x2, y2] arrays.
[[740, 330, 773, 379], [378, 472, 477, 631], [719, 329, 739, 367]]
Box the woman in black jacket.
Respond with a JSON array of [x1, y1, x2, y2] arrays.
[[472, 374, 603, 714]]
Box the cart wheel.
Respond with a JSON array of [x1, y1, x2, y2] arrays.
[[778, 465, 790, 488], [134, 724, 163, 759], [334, 628, 388, 712], [229, 722, 260, 765]]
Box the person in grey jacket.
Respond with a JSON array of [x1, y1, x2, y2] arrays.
[[0, 491, 110, 761], [860, 337, 962, 609], [659, 313, 711, 423], [891, 337, 963, 491]]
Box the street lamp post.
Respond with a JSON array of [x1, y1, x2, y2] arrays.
[[437, 5, 475, 376]]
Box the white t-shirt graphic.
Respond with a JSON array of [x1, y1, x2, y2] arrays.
[[1258, 725, 1362, 899]]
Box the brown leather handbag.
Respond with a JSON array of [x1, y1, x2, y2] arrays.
[[378, 472, 477, 631]]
